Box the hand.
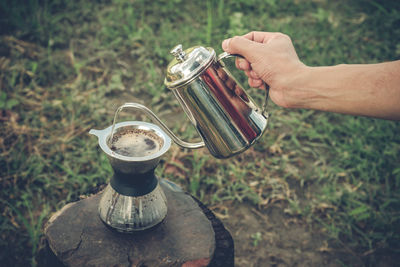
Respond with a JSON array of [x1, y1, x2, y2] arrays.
[[222, 31, 306, 108]]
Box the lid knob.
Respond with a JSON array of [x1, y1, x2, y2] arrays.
[[170, 44, 186, 62]]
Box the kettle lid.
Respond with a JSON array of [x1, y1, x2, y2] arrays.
[[164, 44, 215, 89]]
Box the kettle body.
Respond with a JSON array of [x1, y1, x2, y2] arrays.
[[165, 45, 269, 158]]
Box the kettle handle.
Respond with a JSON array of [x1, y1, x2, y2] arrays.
[[109, 103, 205, 149], [217, 52, 270, 118]]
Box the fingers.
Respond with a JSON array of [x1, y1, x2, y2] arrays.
[[242, 31, 276, 43], [235, 58, 251, 71], [222, 32, 273, 90], [245, 70, 260, 79], [248, 77, 263, 88], [222, 36, 263, 62], [235, 59, 261, 88]]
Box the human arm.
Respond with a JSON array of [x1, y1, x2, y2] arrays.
[[222, 31, 400, 120]]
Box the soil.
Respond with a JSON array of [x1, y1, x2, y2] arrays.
[[218, 202, 359, 267]]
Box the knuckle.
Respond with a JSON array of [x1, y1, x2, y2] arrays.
[[278, 32, 291, 41], [249, 31, 258, 37], [231, 36, 241, 44], [274, 32, 284, 38]]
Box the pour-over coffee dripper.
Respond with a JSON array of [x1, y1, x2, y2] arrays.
[[89, 121, 171, 232]]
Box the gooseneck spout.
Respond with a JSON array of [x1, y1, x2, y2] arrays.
[[110, 103, 205, 149]]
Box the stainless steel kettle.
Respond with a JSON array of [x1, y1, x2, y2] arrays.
[[120, 44, 269, 158], [164, 44, 269, 158]]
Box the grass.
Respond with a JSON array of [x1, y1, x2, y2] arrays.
[[0, 0, 399, 266]]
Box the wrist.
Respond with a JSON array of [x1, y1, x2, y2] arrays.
[[278, 65, 316, 109], [283, 64, 352, 111], [283, 62, 400, 119]]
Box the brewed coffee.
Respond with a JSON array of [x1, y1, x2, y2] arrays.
[[110, 129, 163, 157]]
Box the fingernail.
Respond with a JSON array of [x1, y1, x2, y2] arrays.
[[239, 60, 246, 69], [222, 38, 231, 50]]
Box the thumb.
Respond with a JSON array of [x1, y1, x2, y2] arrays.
[[222, 36, 263, 62]]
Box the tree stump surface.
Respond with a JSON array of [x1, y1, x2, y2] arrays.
[[44, 181, 234, 267]]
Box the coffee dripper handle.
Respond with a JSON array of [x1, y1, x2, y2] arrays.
[[217, 52, 270, 119], [89, 129, 105, 139], [110, 103, 205, 149]]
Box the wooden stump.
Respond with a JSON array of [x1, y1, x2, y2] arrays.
[[44, 180, 234, 267]]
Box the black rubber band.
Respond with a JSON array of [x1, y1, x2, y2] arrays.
[[110, 169, 158, 197]]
